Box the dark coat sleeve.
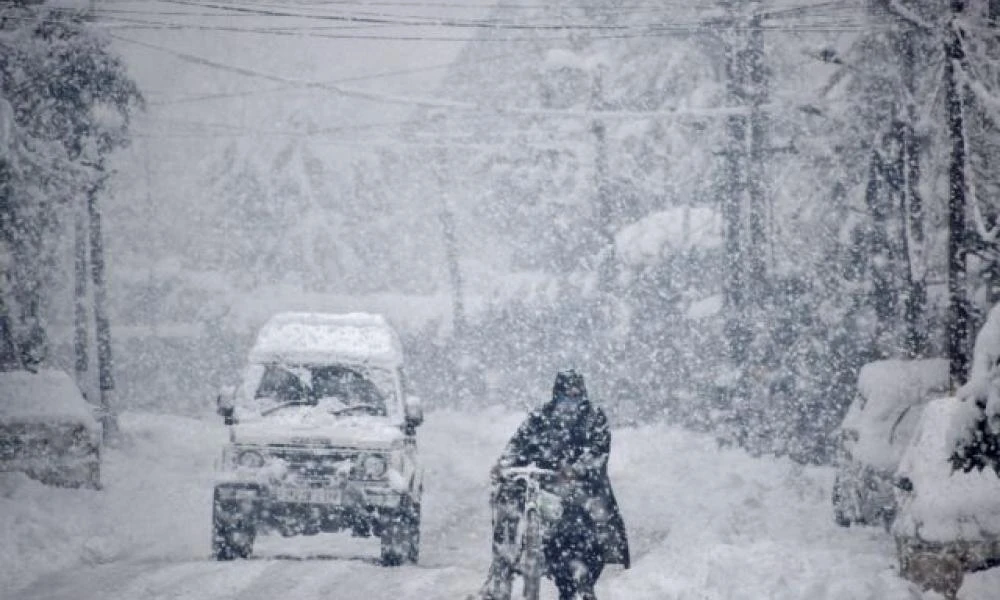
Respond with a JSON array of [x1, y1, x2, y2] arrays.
[[498, 410, 544, 467], [565, 407, 611, 487]]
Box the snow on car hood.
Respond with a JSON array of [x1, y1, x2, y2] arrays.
[[893, 397, 1000, 542], [0, 369, 99, 430], [231, 409, 404, 449]]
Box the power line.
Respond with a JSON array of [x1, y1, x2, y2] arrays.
[[90, 0, 883, 33], [148, 52, 517, 105]]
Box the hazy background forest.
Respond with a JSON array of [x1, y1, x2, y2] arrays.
[[4, 0, 1000, 465]]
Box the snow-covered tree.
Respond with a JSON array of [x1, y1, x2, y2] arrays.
[[0, 3, 141, 348]]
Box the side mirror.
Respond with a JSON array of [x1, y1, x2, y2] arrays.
[[216, 385, 236, 426], [404, 395, 423, 430]]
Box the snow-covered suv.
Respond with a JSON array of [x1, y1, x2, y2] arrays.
[[212, 312, 424, 565], [832, 358, 949, 529], [893, 396, 1000, 597]]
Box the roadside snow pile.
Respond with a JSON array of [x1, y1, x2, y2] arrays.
[[0, 411, 227, 595], [2, 405, 972, 599], [605, 424, 921, 600]]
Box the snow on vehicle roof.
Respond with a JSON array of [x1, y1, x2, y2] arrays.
[[841, 358, 949, 472], [894, 396, 1000, 542], [248, 312, 403, 368], [0, 369, 98, 428]]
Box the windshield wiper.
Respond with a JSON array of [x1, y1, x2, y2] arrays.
[[330, 403, 383, 416], [261, 399, 317, 416]]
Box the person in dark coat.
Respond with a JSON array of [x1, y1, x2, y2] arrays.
[[477, 370, 630, 600]]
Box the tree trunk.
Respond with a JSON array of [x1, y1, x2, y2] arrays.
[[946, 6, 971, 387], [901, 26, 928, 358], [866, 147, 895, 353], [0, 159, 17, 371]]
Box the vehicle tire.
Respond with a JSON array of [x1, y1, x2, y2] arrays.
[[521, 508, 542, 600], [406, 501, 421, 564], [381, 496, 419, 566], [212, 496, 255, 561]]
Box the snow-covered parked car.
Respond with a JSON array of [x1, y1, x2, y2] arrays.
[[0, 369, 101, 489], [212, 312, 424, 565], [832, 358, 949, 529], [893, 396, 1000, 598]]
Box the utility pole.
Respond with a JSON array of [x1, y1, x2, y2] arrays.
[[722, 16, 750, 365], [435, 147, 464, 343], [87, 168, 118, 440], [74, 196, 89, 384], [591, 64, 615, 291], [746, 13, 768, 310], [946, 0, 970, 387], [720, 5, 786, 364]]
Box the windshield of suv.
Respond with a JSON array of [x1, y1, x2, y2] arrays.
[[252, 363, 387, 417]]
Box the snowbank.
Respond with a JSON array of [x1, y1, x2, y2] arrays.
[[0, 411, 227, 594], [0, 369, 99, 428], [2, 406, 972, 599]]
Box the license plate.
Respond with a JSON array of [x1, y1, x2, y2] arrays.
[[272, 487, 342, 504]]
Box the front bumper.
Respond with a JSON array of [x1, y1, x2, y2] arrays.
[[215, 480, 403, 509]]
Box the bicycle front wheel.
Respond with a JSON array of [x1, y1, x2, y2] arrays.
[[521, 508, 542, 600]]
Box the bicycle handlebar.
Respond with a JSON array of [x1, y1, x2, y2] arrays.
[[496, 465, 558, 481]]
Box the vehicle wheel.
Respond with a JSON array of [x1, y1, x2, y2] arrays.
[[212, 496, 255, 561], [381, 497, 419, 566], [406, 502, 421, 564]]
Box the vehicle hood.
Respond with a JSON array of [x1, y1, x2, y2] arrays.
[[231, 413, 404, 450]]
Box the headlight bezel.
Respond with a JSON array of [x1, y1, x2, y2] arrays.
[[236, 449, 266, 469], [359, 453, 388, 480]]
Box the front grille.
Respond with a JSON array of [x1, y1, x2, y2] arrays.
[[266, 447, 357, 483]]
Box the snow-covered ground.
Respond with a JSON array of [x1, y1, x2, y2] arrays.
[[2, 408, 992, 600]]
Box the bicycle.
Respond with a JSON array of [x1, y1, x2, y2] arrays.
[[492, 465, 565, 600]]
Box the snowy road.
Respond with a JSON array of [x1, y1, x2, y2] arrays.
[[4, 408, 987, 600]]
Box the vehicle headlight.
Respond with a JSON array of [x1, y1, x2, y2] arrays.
[[237, 450, 265, 469], [360, 454, 387, 479]]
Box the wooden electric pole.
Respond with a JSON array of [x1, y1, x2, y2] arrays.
[[722, 17, 750, 365], [87, 169, 118, 440]]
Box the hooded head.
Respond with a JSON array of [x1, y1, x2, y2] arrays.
[[550, 369, 588, 419]]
